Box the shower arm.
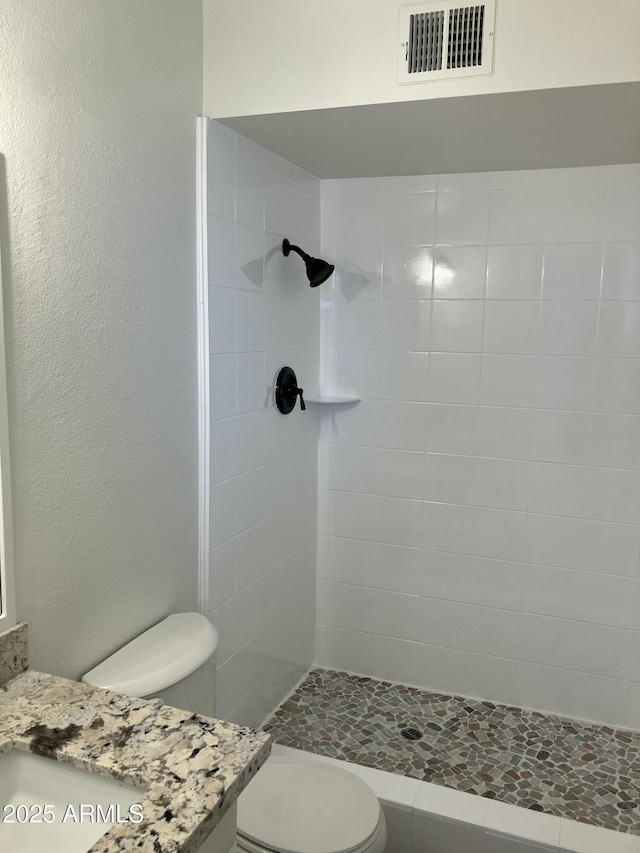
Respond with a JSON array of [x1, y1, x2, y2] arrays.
[[282, 239, 309, 262]]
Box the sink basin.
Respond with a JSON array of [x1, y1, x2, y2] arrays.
[[0, 750, 143, 852]]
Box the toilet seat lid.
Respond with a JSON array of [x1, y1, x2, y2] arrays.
[[237, 755, 380, 853]]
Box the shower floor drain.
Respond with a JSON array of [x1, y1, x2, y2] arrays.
[[400, 727, 423, 741]]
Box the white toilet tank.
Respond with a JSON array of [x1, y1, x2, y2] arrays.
[[82, 613, 218, 718]]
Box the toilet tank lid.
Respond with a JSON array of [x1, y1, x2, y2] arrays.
[[82, 613, 218, 699]]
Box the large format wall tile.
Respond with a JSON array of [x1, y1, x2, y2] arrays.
[[206, 121, 319, 727], [317, 164, 640, 729]]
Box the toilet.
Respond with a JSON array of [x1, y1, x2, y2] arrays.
[[82, 613, 387, 853]]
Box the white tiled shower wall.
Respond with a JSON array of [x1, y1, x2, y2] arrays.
[[316, 164, 640, 729], [205, 120, 320, 727]]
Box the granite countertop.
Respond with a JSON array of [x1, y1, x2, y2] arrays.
[[0, 624, 271, 853]]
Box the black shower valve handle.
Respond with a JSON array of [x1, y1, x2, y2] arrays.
[[286, 382, 306, 411]]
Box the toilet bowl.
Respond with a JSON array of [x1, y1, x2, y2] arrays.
[[82, 613, 386, 853]]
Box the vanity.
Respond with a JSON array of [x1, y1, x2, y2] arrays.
[[0, 623, 271, 853]]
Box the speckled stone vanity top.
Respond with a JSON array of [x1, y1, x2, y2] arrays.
[[0, 623, 271, 853]]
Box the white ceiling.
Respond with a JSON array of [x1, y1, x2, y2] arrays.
[[220, 83, 640, 179]]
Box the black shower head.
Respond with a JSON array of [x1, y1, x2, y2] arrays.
[[282, 238, 335, 287]]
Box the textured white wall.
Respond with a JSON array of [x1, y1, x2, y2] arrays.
[[0, 1, 203, 678], [204, 0, 640, 118], [317, 164, 640, 729], [204, 122, 319, 727]]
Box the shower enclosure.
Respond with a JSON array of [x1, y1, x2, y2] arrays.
[[199, 115, 640, 850]]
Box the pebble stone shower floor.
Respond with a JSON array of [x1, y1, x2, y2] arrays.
[[264, 668, 640, 835]]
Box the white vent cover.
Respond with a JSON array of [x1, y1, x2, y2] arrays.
[[398, 0, 495, 83]]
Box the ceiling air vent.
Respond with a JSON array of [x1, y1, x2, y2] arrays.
[[398, 0, 496, 83]]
